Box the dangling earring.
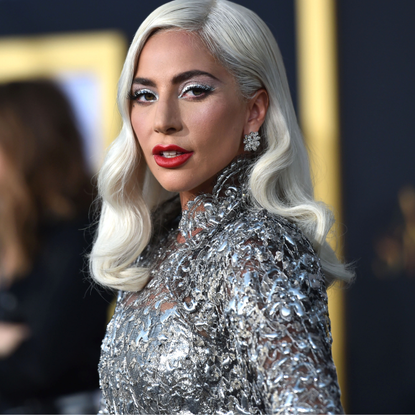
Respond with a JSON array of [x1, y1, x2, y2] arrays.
[[243, 131, 261, 152]]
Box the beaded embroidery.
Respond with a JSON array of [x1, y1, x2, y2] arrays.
[[98, 158, 343, 414]]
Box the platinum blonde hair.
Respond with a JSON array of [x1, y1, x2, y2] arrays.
[[90, 0, 354, 291]]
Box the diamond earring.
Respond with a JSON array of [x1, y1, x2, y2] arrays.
[[243, 131, 261, 152]]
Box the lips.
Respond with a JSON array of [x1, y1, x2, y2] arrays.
[[152, 144, 193, 168]]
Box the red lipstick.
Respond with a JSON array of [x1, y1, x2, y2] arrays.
[[152, 144, 193, 168]]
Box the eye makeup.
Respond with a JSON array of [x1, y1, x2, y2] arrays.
[[179, 83, 215, 99], [128, 81, 216, 103], [128, 88, 158, 103]]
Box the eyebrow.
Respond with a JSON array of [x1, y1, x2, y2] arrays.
[[132, 70, 221, 87]]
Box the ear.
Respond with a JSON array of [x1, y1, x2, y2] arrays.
[[243, 89, 269, 135]]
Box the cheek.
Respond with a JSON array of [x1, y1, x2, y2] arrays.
[[186, 99, 245, 147], [129, 117, 152, 171], [131, 111, 150, 148]]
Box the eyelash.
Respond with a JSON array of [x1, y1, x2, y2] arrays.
[[128, 84, 215, 104], [128, 89, 157, 103], [179, 83, 215, 99]]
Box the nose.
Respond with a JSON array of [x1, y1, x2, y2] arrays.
[[153, 98, 183, 135]]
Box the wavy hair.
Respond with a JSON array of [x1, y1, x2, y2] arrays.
[[90, 0, 354, 291]]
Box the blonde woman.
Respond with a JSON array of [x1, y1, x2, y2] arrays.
[[91, 1, 353, 413]]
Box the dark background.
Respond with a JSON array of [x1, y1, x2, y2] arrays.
[[0, 0, 414, 412], [338, 0, 415, 413]]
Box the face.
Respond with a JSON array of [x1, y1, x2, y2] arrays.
[[129, 30, 251, 203]]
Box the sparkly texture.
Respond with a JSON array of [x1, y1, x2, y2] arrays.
[[243, 131, 261, 152], [98, 158, 344, 414]]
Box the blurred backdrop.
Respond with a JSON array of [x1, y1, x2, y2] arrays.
[[0, 0, 414, 413]]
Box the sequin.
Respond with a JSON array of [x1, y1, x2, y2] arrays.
[[98, 158, 343, 414]]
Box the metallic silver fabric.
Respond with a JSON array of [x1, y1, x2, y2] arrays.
[[98, 158, 344, 414]]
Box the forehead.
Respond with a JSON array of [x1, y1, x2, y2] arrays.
[[136, 30, 226, 78]]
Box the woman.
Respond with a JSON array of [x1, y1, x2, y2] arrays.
[[91, 0, 354, 413], [0, 80, 111, 413]]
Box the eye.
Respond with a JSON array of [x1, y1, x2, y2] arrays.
[[179, 84, 214, 99], [128, 88, 158, 103], [189, 87, 206, 96]]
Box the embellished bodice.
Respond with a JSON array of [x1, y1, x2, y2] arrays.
[[98, 159, 344, 414]]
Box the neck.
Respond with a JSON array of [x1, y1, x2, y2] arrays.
[[179, 177, 217, 211], [176, 156, 253, 242]]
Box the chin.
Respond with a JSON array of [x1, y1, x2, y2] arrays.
[[157, 180, 191, 194], [154, 170, 214, 196]]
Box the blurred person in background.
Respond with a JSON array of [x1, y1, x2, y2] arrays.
[[0, 80, 111, 414]]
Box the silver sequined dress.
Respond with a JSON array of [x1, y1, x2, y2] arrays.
[[98, 158, 344, 414]]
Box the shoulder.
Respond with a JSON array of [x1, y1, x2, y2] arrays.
[[218, 208, 324, 285], [216, 208, 329, 317], [221, 207, 311, 249]]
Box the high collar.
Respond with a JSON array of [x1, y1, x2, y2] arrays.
[[178, 156, 254, 241]]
